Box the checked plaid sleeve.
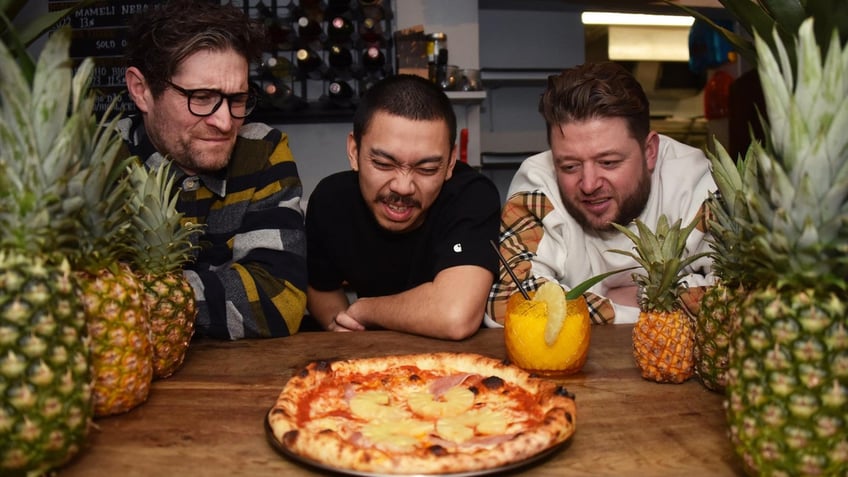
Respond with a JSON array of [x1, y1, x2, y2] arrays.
[[486, 191, 615, 326]]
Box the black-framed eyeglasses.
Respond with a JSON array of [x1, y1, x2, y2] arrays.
[[165, 80, 256, 118]]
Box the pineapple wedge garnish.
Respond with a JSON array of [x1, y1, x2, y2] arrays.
[[534, 281, 567, 345]]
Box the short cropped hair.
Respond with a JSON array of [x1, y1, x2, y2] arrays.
[[539, 62, 651, 147], [124, 0, 265, 97], [352, 74, 457, 150]]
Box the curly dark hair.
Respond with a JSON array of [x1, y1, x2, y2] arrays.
[[352, 74, 457, 150], [124, 0, 265, 97], [539, 62, 651, 147]]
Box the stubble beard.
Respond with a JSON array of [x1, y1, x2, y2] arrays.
[[563, 169, 652, 236], [172, 140, 233, 175]]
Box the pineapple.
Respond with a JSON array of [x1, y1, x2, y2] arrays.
[[694, 150, 757, 392], [611, 215, 706, 384], [722, 20, 848, 476], [125, 161, 201, 379], [64, 47, 153, 418], [0, 30, 92, 474], [77, 265, 153, 417]]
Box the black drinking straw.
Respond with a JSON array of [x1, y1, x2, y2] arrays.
[[490, 240, 531, 300]]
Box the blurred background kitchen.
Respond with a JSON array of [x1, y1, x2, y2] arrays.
[[16, 0, 747, 206]]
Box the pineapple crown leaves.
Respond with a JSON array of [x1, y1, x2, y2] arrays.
[[66, 102, 138, 271], [740, 19, 848, 290], [125, 161, 203, 275], [0, 28, 91, 257], [609, 215, 709, 313], [704, 138, 760, 287]]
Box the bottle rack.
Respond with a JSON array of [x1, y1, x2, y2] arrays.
[[242, 0, 394, 124]]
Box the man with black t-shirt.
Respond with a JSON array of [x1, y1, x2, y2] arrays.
[[305, 75, 500, 340]]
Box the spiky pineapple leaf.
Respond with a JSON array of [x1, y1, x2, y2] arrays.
[[608, 215, 709, 312], [125, 161, 202, 276]]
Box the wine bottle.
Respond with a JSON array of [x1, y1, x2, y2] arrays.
[[296, 15, 323, 45], [296, 47, 327, 79], [257, 74, 306, 113], [358, 0, 385, 22], [325, 0, 351, 17], [327, 79, 355, 107], [328, 44, 353, 72], [298, 0, 326, 23], [361, 46, 385, 74], [327, 15, 354, 43], [263, 55, 295, 80], [358, 16, 385, 45], [256, 2, 294, 50]]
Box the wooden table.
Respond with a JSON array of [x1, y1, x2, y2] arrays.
[[61, 326, 746, 476]]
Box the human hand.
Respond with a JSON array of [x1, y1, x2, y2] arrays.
[[328, 310, 366, 332], [679, 286, 707, 318], [604, 285, 640, 307]]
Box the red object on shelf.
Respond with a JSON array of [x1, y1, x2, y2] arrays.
[[460, 128, 468, 163], [703, 70, 733, 120]]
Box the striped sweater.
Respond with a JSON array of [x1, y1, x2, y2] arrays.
[[118, 117, 307, 339]]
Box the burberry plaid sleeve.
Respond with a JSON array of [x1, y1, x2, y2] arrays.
[[486, 191, 615, 326], [186, 128, 307, 339]]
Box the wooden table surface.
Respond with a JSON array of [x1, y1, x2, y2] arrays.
[[61, 326, 746, 476]]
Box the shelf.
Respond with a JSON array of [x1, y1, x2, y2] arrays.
[[480, 69, 561, 86], [481, 130, 548, 156], [445, 90, 487, 104]]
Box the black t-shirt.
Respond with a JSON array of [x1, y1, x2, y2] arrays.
[[306, 162, 501, 298]]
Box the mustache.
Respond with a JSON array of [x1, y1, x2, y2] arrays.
[[379, 192, 420, 208]]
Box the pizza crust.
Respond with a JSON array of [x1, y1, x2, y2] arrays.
[[268, 352, 576, 474]]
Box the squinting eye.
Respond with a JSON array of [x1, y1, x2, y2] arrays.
[[230, 94, 249, 106], [190, 91, 218, 103], [417, 168, 439, 175]]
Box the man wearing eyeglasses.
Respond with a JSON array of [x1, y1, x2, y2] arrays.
[[118, 0, 307, 340]]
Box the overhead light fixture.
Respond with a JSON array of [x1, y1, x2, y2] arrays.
[[581, 11, 695, 27]]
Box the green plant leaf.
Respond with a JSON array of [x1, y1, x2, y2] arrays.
[[565, 266, 638, 300]]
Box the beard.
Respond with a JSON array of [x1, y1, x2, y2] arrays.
[[170, 141, 233, 175], [563, 167, 652, 235]]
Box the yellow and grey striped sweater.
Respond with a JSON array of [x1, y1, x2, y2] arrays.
[[118, 117, 307, 339]]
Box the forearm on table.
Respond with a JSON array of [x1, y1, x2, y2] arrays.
[[349, 266, 492, 340], [186, 248, 307, 339]]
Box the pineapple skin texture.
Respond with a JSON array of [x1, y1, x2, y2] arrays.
[[694, 283, 739, 392], [632, 310, 695, 384], [726, 288, 848, 477], [0, 254, 93, 475], [79, 265, 153, 417], [141, 272, 197, 379]]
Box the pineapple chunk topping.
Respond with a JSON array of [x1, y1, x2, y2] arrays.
[[407, 386, 475, 419], [350, 390, 410, 421]]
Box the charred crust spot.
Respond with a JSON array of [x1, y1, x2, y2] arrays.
[[500, 358, 511, 366], [428, 445, 448, 456], [566, 411, 573, 424], [482, 376, 505, 389], [468, 386, 479, 395], [555, 385, 575, 399], [283, 430, 299, 446], [314, 360, 332, 372], [409, 374, 421, 382], [297, 368, 310, 378]]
